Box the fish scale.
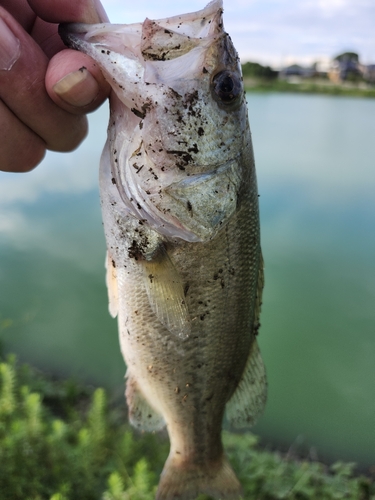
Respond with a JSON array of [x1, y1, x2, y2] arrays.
[[60, 1, 267, 498]]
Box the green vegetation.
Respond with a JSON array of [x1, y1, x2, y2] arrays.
[[242, 61, 278, 80], [0, 354, 374, 500]]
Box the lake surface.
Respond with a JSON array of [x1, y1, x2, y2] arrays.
[[1, 93, 374, 468]]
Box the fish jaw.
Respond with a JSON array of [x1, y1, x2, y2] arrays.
[[59, 0, 248, 243]]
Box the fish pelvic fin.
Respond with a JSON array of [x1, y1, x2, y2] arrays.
[[142, 245, 191, 339], [105, 251, 118, 318], [125, 373, 165, 432], [156, 453, 243, 500]]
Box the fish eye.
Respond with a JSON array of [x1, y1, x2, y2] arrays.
[[212, 70, 242, 104]]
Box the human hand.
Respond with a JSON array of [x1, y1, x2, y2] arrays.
[[0, 0, 111, 172]]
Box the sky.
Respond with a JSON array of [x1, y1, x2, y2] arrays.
[[100, 0, 375, 69]]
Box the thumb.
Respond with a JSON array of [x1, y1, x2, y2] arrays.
[[46, 49, 111, 113]]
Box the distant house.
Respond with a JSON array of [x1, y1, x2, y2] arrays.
[[363, 64, 375, 83]]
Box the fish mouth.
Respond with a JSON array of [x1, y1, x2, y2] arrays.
[[58, 0, 226, 89], [58, 0, 232, 132], [59, 0, 224, 54]]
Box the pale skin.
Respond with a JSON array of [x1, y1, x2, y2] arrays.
[[0, 0, 111, 172]]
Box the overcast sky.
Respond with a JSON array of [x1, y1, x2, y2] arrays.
[[100, 0, 375, 69]]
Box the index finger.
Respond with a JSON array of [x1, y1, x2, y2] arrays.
[[1, 0, 35, 30], [0, 8, 87, 152], [27, 0, 109, 24]]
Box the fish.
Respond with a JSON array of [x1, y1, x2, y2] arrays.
[[59, 1, 267, 498]]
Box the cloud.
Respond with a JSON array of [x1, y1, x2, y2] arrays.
[[102, 0, 375, 66]]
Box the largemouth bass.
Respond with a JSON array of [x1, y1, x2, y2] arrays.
[[60, 1, 267, 498]]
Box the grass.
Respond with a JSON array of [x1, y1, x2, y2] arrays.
[[243, 77, 375, 98], [0, 353, 374, 499]]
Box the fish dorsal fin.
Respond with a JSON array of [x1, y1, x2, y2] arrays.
[[225, 339, 267, 428], [105, 252, 119, 318], [125, 372, 165, 432], [142, 245, 191, 339]]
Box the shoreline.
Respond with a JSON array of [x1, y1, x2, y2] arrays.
[[244, 77, 375, 98]]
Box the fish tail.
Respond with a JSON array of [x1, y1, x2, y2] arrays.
[[155, 453, 242, 500]]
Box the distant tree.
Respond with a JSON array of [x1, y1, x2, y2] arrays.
[[333, 52, 362, 82], [241, 61, 278, 80], [334, 52, 359, 63]]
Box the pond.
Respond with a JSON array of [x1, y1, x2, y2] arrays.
[[1, 92, 374, 468]]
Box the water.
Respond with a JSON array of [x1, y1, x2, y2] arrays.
[[0, 93, 374, 467], [249, 93, 375, 467]]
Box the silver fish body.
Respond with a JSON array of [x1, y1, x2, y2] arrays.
[[60, 1, 267, 498]]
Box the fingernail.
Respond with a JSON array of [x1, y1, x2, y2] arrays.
[[53, 67, 100, 107], [0, 17, 21, 71]]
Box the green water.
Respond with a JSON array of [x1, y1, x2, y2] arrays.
[[0, 93, 374, 467]]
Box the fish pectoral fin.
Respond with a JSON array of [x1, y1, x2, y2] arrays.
[[125, 373, 165, 432], [142, 245, 191, 339], [225, 339, 267, 428], [105, 252, 118, 318]]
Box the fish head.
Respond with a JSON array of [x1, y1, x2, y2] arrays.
[[60, 0, 250, 242]]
